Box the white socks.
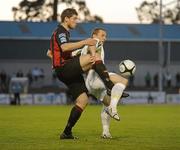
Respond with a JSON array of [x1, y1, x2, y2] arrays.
[[110, 83, 126, 113], [101, 105, 110, 134], [101, 83, 126, 135]]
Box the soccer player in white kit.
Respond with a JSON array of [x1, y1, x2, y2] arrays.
[[78, 28, 129, 138]]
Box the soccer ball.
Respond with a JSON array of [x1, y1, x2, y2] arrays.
[[119, 59, 136, 77]]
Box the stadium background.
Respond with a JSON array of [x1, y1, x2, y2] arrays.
[[1, 22, 180, 82], [0, 21, 180, 104]]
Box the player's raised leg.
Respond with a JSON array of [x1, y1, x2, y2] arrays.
[[105, 74, 128, 121]]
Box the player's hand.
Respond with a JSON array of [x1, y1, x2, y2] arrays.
[[84, 38, 97, 46]]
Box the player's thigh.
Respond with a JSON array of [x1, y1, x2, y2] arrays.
[[79, 54, 94, 71], [75, 92, 89, 110], [55, 56, 83, 80], [109, 73, 128, 86], [68, 76, 88, 97], [81, 63, 92, 72]]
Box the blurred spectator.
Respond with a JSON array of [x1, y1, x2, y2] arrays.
[[164, 71, 172, 88], [16, 70, 24, 77], [176, 72, 180, 88], [162, 73, 166, 88], [26, 70, 33, 86], [32, 67, 40, 81], [0, 70, 7, 92], [11, 82, 22, 105], [144, 72, 151, 87], [39, 68, 45, 79], [147, 93, 154, 104], [153, 73, 158, 88]]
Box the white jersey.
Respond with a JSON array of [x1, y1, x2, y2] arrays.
[[73, 38, 114, 100], [81, 39, 107, 100], [81, 38, 105, 63]]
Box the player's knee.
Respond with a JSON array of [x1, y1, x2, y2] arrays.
[[76, 100, 88, 110], [122, 77, 128, 86], [103, 100, 110, 106], [116, 75, 128, 86], [76, 94, 89, 110], [80, 55, 93, 70], [102, 95, 110, 106]]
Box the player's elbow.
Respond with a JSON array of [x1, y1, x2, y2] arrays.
[[47, 49, 52, 58], [122, 77, 129, 86], [47, 54, 52, 59]]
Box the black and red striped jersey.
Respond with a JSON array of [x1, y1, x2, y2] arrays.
[[50, 25, 72, 68]]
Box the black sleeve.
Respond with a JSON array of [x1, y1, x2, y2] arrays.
[[55, 30, 68, 46]]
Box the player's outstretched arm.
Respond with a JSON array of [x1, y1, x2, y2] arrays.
[[61, 38, 97, 52]]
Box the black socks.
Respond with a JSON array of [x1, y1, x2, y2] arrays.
[[93, 60, 114, 95], [63, 105, 83, 135]]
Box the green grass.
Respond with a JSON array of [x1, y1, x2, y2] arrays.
[[0, 104, 180, 150]]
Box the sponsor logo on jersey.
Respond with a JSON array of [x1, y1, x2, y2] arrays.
[[59, 33, 67, 43]]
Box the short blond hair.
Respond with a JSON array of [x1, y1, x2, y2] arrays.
[[91, 28, 106, 37]]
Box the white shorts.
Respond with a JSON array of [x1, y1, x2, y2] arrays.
[[85, 70, 115, 101]]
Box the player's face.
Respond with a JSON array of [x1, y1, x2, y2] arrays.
[[95, 30, 107, 43], [67, 15, 78, 29]]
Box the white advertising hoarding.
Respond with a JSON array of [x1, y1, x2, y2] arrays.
[[166, 94, 180, 103], [0, 93, 67, 105], [1, 92, 180, 105], [0, 94, 9, 104], [121, 92, 166, 104]]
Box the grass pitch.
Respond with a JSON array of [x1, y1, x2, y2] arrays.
[[0, 104, 180, 150]]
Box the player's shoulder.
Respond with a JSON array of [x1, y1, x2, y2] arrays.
[[57, 24, 66, 31], [56, 25, 69, 36]]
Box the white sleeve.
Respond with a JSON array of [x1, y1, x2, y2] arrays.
[[93, 38, 100, 48], [72, 49, 81, 56], [93, 38, 105, 64], [81, 45, 89, 55], [101, 46, 105, 64]]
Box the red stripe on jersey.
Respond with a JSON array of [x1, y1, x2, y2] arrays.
[[50, 29, 72, 68], [53, 31, 61, 67]]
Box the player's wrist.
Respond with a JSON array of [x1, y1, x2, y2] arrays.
[[82, 39, 87, 46]]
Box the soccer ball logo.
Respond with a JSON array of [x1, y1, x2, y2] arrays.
[[119, 59, 136, 77]]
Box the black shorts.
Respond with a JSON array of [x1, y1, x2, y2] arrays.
[[54, 56, 88, 100]]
